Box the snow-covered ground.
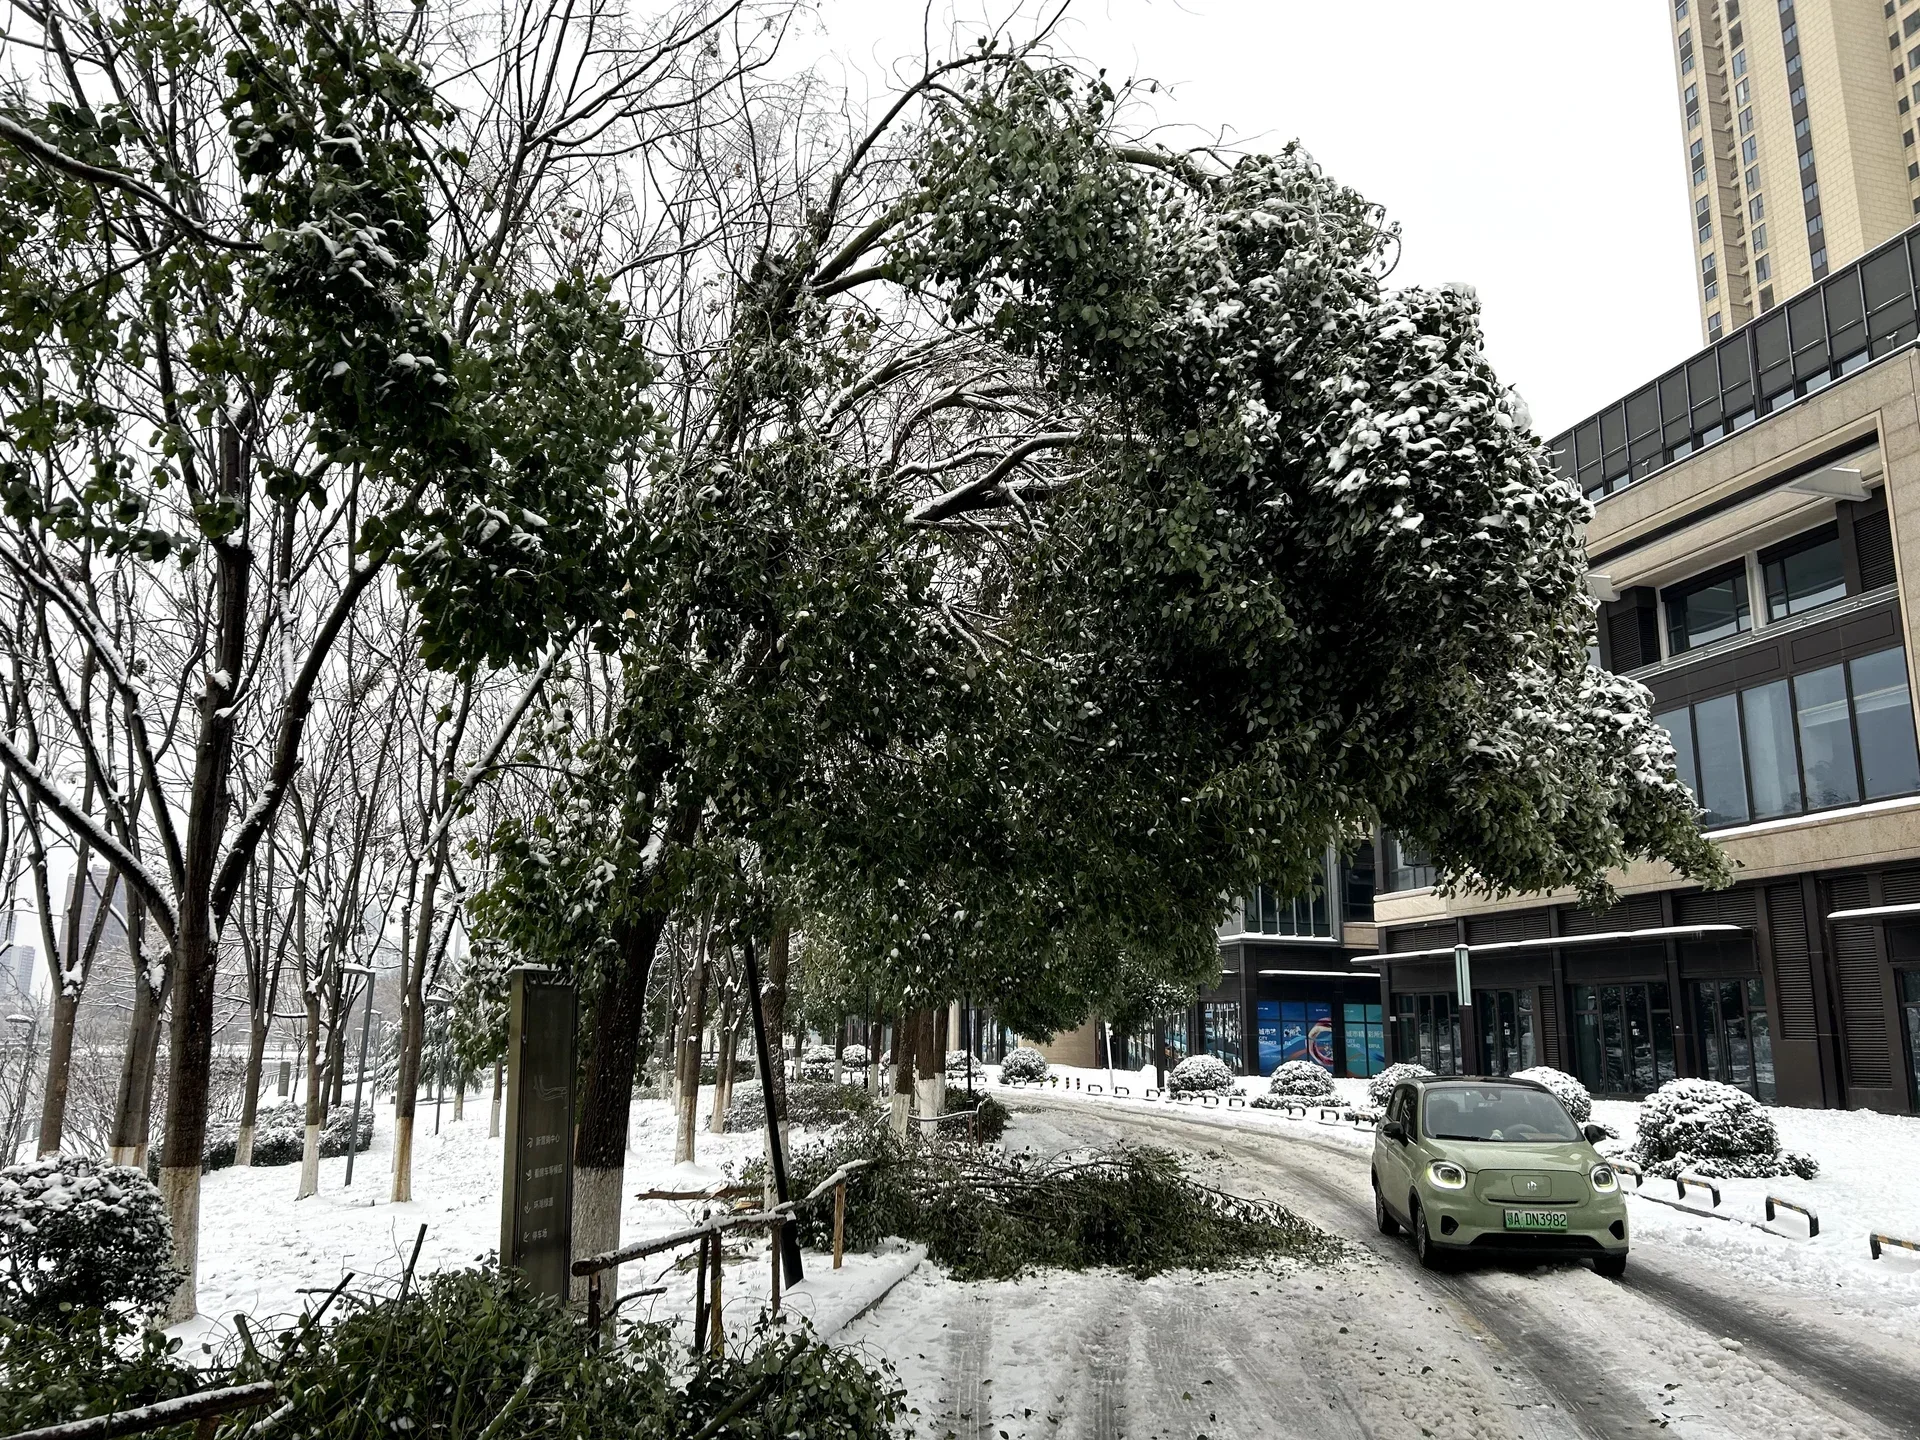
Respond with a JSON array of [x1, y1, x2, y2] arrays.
[[173, 1089, 917, 1356], [1007, 1062, 1920, 1345]]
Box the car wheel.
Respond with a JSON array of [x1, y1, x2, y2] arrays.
[[1411, 1198, 1447, 1271], [1373, 1175, 1399, 1236], [1593, 1253, 1627, 1279]]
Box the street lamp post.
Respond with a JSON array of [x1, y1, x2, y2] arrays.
[[340, 966, 377, 1187]]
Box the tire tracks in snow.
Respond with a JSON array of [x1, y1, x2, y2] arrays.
[[1019, 1096, 1908, 1440]]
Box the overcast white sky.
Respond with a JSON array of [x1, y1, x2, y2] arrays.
[[801, 0, 1701, 438]]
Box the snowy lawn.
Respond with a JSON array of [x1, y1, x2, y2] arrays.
[[173, 1089, 918, 1357], [1003, 1063, 1920, 1340]]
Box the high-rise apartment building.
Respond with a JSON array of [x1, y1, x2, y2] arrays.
[[1671, 0, 1918, 344]]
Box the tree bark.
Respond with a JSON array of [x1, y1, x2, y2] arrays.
[[33, 987, 78, 1159], [570, 908, 667, 1301], [298, 987, 323, 1199], [108, 899, 165, 1169], [763, 925, 790, 1125], [708, 985, 739, 1134], [235, 1001, 270, 1169], [913, 1006, 946, 1124], [673, 932, 708, 1165], [391, 837, 444, 1204], [889, 1013, 913, 1136]]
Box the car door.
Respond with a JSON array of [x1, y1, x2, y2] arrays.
[[1378, 1085, 1415, 1220]]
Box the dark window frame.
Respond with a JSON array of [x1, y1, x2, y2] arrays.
[[1664, 559, 1755, 655]]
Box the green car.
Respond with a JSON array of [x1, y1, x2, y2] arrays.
[[1370, 1075, 1629, 1276]]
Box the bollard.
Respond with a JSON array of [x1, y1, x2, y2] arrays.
[[1114, 1085, 1130, 1097], [1764, 1195, 1819, 1237], [1869, 1231, 1920, 1260], [1675, 1174, 1722, 1207], [833, 1182, 847, 1269]]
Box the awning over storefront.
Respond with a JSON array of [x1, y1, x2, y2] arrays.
[[1827, 901, 1920, 923], [1257, 968, 1380, 978], [1359, 922, 1747, 965]]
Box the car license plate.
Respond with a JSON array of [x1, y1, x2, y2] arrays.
[[1504, 1208, 1569, 1232]]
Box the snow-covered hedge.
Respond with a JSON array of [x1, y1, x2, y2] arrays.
[[800, 1042, 838, 1081], [945, 1049, 985, 1080], [1630, 1079, 1817, 1179], [1511, 1066, 1592, 1124], [1366, 1063, 1433, 1109], [841, 1044, 871, 1069], [999, 1047, 1049, 1083], [1167, 1054, 1236, 1095], [1252, 1060, 1335, 1106], [0, 1155, 178, 1319], [201, 1101, 373, 1173]]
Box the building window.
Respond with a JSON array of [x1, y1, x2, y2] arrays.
[[1680, 29, 1695, 72], [1675, 0, 1688, 15], [1393, 994, 1463, 1076], [1241, 868, 1333, 938], [1708, 311, 1724, 339], [1811, 246, 1828, 270], [1743, 135, 1760, 164], [1656, 646, 1920, 827], [1473, 989, 1537, 1076], [1571, 983, 1676, 1095], [1750, 193, 1766, 222], [1381, 833, 1435, 893], [1756, 253, 1772, 281], [1787, 52, 1801, 75], [1697, 195, 1714, 241], [1343, 840, 1375, 922], [1803, 179, 1820, 203], [1737, 77, 1752, 106], [1807, 213, 1824, 236], [1801, 148, 1817, 171], [1692, 138, 1708, 186], [1795, 116, 1811, 140], [1740, 106, 1756, 135], [1343, 1003, 1386, 1077], [1761, 284, 1776, 308], [1745, 164, 1762, 190], [1734, 49, 1749, 77], [1693, 978, 1777, 1102], [1665, 562, 1752, 655], [1763, 524, 1846, 621]]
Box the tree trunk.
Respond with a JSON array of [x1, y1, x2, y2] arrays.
[[913, 1007, 946, 1124], [157, 914, 221, 1322], [488, 1059, 503, 1138], [673, 935, 708, 1165], [867, 1018, 882, 1095], [708, 991, 739, 1134], [236, 1002, 271, 1168], [33, 987, 78, 1158], [570, 908, 666, 1301], [763, 926, 790, 1125], [889, 1013, 913, 1137], [391, 847, 440, 1204], [108, 896, 164, 1168], [298, 992, 323, 1200]]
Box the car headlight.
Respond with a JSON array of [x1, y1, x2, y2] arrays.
[[1426, 1161, 1468, 1191], [1590, 1164, 1618, 1193]]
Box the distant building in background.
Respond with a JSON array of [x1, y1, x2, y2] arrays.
[[59, 864, 128, 969], [0, 910, 33, 1006], [1671, 0, 1920, 343]]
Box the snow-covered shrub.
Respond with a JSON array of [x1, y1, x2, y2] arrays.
[[1366, 1063, 1433, 1109], [0, 1155, 178, 1320], [841, 1044, 871, 1069], [1630, 1079, 1817, 1179], [1167, 1054, 1236, 1095], [800, 1042, 838, 1082], [999, 1047, 1049, 1083], [944, 1049, 984, 1080], [942, 1088, 1009, 1142], [1510, 1066, 1594, 1123], [1252, 1060, 1335, 1107], [200, 1101, 374, 1172], [726, 1080, 877, 1133]]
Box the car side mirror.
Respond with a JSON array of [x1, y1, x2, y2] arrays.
[[1582, 1124, 1608, 1145], [1381, 1120, 1405, 1143]]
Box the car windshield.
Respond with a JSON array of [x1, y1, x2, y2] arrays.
[[1421, 1085, 1581, 1143]]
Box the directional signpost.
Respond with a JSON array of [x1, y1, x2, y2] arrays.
[[500, 967, 576, 1302]]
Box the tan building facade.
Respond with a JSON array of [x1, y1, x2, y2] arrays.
[[1671, 0, 1920, 344], [1373, 228, 1920, 1114]]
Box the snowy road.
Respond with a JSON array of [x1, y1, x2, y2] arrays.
[[840, 1097, 1920, 1440]]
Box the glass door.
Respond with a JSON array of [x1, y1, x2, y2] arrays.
[[1691, 977, 1776, 1102], [1473, 989, 1537, 1075], [1570, 982, 1677, 1094], [1900, 971, 1920, 1110]]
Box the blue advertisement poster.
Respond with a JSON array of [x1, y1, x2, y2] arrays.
[[1306, 1001, 1336, 1070], [1279, 1002, 1307, 1064], [1256, 1000, 1282, 1074]]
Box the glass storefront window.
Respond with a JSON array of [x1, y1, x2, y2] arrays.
[[1474, 988, 1537, 1075], [1692, 977, 1775, 1102], [1901, 970, 1920, 1111], [1242, 852, 1337, 937], [1851, 647, 1920, 799], [1395, 993, 1462, 1075], [1657, 707, 1699, 799], [1201, 1002, 1243, 1072], [1570, 982, 1676, 1095], [1343, 1002, 1386, 1077], [1794, 664, 1860, 808]]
